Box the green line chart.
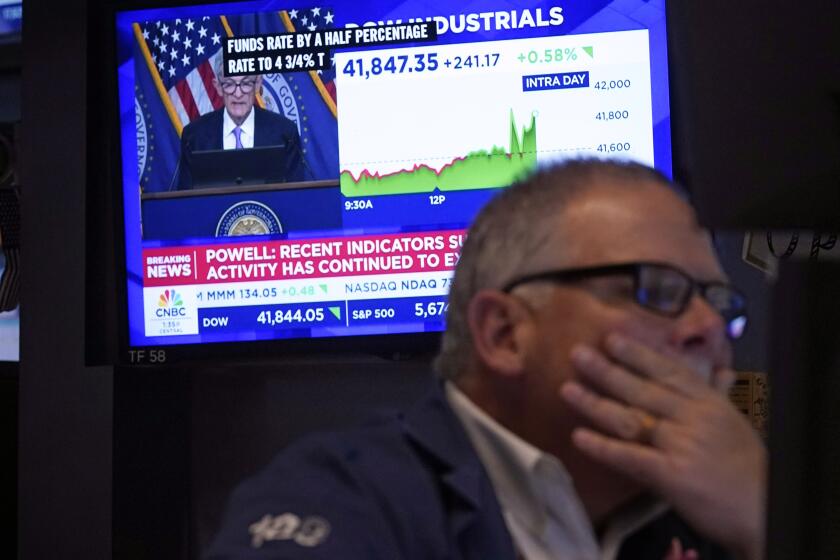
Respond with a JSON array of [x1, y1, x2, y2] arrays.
[[340, 110, 537, 197]]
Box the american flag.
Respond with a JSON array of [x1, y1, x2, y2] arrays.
[[137, 16, 227, 128], [283, 7, 337, 105]]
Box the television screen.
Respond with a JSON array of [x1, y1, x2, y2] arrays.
[[116, 0, 672, 349], [0, 1, 21, 38], [0, 248, 18, 361], [0, 307, 18, 361]]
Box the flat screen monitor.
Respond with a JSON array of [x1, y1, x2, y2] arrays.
[[0, 1, 20, 39], [115, 0, 674, 353], [190, 144, 292, 188]]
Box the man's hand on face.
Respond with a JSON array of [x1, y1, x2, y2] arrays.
[[559, 334, 767, 560]]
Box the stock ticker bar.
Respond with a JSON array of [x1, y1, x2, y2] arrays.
[[195, 294, 450, 334]]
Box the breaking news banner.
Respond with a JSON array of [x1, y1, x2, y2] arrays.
[[141, 229, 464, 338], [223, 22, 438, 75], [143, 229, 463, 286]]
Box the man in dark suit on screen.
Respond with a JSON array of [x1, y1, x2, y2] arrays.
[[174, 59, 307, 190]]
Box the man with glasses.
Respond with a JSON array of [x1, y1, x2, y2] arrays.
[[207, 160, 766, 560], [174, 59, 306, 190]]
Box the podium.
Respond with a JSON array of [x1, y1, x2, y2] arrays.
[[141, 179, 341, 240]]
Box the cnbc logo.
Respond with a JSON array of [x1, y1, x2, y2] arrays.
[[156, 289, 186, 317]]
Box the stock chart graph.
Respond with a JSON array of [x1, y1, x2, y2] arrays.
[[340, 111, 537, 196], [336, 29, 655, 200]]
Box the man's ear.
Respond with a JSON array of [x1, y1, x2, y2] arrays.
[[212, 78, 223, 97], [466, 290, 533, 378]]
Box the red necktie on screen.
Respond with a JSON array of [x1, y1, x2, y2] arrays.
[[233, 126, 243, 149]]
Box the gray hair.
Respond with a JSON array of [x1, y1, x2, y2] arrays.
[[213, 51, 225, 80], [433, 159, 677, 380]]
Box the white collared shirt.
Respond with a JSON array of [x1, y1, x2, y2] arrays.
[[445, 383, 667, 560], [222, 108, 255, 149]]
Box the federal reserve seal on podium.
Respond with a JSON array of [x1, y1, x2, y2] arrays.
[[216, 201, 284, 237]]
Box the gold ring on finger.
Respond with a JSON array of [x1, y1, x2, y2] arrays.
[[637, 412, 659, 445]]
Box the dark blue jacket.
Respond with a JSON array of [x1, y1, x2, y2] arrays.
[[175, 107, 306, 189], [205, 387, 731, 559]]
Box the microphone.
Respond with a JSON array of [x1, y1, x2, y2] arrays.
[[300, 149, 316, 181], [168, 158, 181, 191], [169, 132, 190, 191]]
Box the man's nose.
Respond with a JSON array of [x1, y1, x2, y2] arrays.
[[671, 293, 729, 353]]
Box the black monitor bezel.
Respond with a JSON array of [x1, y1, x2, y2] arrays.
[[88, 0, 449, 367], [89, 0, 679, 367]]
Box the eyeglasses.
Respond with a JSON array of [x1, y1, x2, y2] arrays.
[[219, 79, 256, 95], [502, 262, 748, 340]]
